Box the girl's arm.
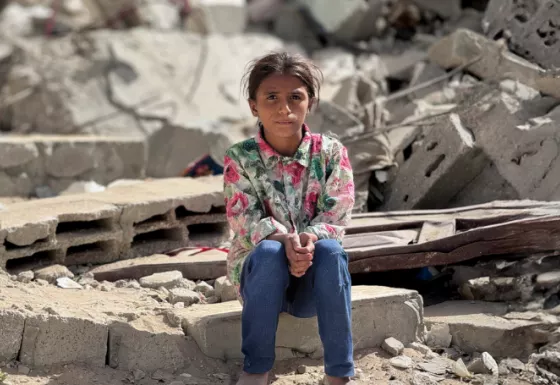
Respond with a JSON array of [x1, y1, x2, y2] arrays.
[[303, 140, 355, 241], [224, 150, 289, 249]]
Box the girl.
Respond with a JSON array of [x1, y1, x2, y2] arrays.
[[223, 52, 356, 385]]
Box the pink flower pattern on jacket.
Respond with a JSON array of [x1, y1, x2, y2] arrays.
[[223, 124, 355, 288]]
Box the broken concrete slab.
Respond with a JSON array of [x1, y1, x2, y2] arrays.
[[89, 249, 227, 282], [139, 270, 183, 289], [108, 315, 193, 372], [425, 301, 560, 359], [411, 0, 461, 20], [180, 286, 424, 360], [429, 28, 560, 99], [214, 276, 237, 302], [20, 313, 108, 367], [0, 309, 25, 364]]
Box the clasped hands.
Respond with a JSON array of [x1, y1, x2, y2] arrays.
[[267, 232, 318, 277]]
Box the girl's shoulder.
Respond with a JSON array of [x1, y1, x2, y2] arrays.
[[226, 137, 259, 159], [309, 132, 346, 153]]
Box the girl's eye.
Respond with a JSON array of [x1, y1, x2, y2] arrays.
[[267, 95, 277, 100], [291, 94, 301, 100]]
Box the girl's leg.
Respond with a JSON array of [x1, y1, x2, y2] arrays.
[[311, 239, 355, 378], [240, 240, 290, 374]]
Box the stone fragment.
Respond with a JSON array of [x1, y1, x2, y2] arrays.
[[17, 365, 30, 375], [426, 323, 452, 349], [383, 337, 405, 357], [409, 342, 432, 356], [60, 181, 106, 195], [390, 355, 413, 369], [0, 310, 26, 363], [429, 28, 560, 99], [34, 265, 74, 284], [296, 365, 307, 374], [194, 281, 215, 297], [0, 42, 13, 63], [139, 271, 183, 289], [185, 0, 247, 34], [214, 276, 237, 302], [20, 314, 107, 367], [168, 288, 200, 306], [452, 358, 471, 378], [417, 358, 449, 375], [138, 1, 180, 30], [17, 270, 34, 283], [56, 277, 83, 290], [482, 352, 499, 376]]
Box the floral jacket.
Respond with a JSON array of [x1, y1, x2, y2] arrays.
[[223, 124, 355, 288]]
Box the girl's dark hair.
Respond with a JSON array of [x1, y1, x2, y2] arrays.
[[242, 52, 323, 102]]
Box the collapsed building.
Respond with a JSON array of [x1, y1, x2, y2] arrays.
[[1, 0, 560, 384]]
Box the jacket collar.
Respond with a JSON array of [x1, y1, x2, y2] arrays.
[[256, 123, 312, 168]]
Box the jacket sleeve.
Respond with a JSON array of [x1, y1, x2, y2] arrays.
[[223, 150, 288, 249], [303, 141, 355, 241]]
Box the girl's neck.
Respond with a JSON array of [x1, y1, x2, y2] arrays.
[[262, 126, 303, 157]]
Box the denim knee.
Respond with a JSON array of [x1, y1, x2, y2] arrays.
[[312, 239, 350, 286], [251, 240, 286, 268], [314, 239, 344, 264]]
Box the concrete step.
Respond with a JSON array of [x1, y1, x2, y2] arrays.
[[178, 285, 424, 361], [0, 177, 227, 273]]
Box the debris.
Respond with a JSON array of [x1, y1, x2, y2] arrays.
[[194, 281, 215, 297], [59, 181, 106, 195], [139, 271, 183, 289], [168, 288, 200, 306], [34, 265, 74, 284], [16, 271, 34, 283], [17, 365, 30, 375], [536, 271, 560, 290], [390, 355, 413, 370], [501, 358, 525, 373], [426, 323, 452, 349], [214, 276, 237, 302], [412, 371, 440, 385], [56, 277, 83, 289], [185, 0, 247, 34], [296, 365, 307, 374], [409, 342, 432, 356], [452, 358, 472, 378], [383, 337, 405, 357]]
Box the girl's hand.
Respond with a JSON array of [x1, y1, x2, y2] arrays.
[[297, 232, 318, 254], [283, 234, 313, 277]]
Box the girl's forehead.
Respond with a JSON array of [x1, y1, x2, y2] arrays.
[[258, 73, 307, 92]]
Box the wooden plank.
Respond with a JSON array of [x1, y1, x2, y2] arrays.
[[417, 220, 456, 244], [347, 200, 560, 234], [346, 216, 560, 273]]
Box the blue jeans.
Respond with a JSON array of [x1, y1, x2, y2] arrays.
[[239, 239, 354, 377]]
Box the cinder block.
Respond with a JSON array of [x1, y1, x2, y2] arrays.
[[0, 309, 26, 364], [20, 314, 108, 367], [180, 286, 424, 360], [108, 316, 193, 372], [483, 0, 560, 70], [381, 112, 491, 210]]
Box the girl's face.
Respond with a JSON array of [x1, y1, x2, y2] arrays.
[[249, 74, 314, 140]]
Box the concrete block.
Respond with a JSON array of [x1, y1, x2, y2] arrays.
[[180, 286, 424, 360], [20, 314, 108, 367], [108, 316, 192, 372], [300, 0, 382, 41], [0, 309, 25, 363], [185, 0, 247, 35], [429, 28, 560, 99], [381, 112, 490, 210], [425, 301, 558, 359], [483, 0, 560, 70]]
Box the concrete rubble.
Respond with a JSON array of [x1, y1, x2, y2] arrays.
[[0, 0, 560, 384]]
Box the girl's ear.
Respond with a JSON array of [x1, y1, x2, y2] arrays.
[[308, 97, 316, 112], [248, 99, 258, 117]]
